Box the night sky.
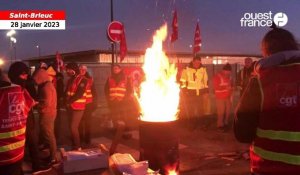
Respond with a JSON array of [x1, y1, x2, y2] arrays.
[[0, 0, 299, 61]]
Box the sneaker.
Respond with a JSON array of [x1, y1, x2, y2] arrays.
[[32, 167, 53, 175], [32, 165, 51, 173], [48, 159, 60, 166]]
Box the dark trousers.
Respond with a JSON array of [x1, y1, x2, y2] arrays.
[[54, 102, 63, 142], [25, 111, 41, 171], [0, 160, 23, 175], [69, 110, 84, 149], [39, 114, 57, 161], [79, 103, 93, 144], [109, 100, 127, 129]]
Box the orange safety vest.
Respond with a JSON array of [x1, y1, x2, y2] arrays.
[[251, 63, 300, 175], [109, 77, 127, 101], [0, 85, 34, 165], [85, 77, 93, 104], [66, 75, 87, 110]]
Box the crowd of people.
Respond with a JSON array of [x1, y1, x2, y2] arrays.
[[0, 61, 99, 174], [177, 27, 300, 174], [1, 27, 300, 175]]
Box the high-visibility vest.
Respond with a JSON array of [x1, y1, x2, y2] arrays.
[[109, 77, 127, 101], [213, 73, 232, 99], [85, 77, 93, 104], [0, 85, 34, 165], [251, 63, 300, 174], [180, 66, 208, 96], [66, 75, 87, 110]]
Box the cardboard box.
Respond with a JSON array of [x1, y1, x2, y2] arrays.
[[109, 153, 160, 175], [60, 145, 109, 173]]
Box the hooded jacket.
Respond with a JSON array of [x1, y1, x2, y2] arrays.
[[32, 69, 57, 116], [8, 61, 29, 88]]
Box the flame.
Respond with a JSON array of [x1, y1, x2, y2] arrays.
[[139, 24, 180, 122], [167, 170, 178, 175]]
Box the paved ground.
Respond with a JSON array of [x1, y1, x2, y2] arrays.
[[23, 109, 251, 175]]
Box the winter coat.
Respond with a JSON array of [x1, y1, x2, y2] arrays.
[[32, 69, 57, 116]]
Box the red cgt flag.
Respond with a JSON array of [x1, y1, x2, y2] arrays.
[[56, 51, 64, 72], [120, 25, 127, 62], [171, 10, 178, 43], [193, 22, 201, 55]]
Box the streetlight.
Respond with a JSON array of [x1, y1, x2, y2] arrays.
[[10, 37, 17, 43], [6, 30, 17, 63], [36, 45, 41, 58], [6, 30, 16, 37], [0, 58, 4, 66], [11, 37, 17, 61]]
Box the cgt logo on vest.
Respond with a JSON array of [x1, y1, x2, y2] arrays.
[[276, 83, 298, 108], [279, 96, 297, 107], [8, 92, 25, 118]]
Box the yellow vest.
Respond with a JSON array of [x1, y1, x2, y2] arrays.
[[180, 66, 208, 95]]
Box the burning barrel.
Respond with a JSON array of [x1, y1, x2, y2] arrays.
[[139, 120, 179, 175], [137, 24, 181, 175]]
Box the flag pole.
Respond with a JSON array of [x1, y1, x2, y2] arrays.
[[110, 0, 115, 68]]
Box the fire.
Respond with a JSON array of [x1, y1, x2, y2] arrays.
[[139, 24, 180, 122], [167, 170, 178, 175]]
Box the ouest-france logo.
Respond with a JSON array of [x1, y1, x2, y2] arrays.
[[240, 11, 288, 27]]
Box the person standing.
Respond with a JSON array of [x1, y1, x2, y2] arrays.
[[54, 72, 64, 143], [0, 68, 35, 175], [79, 65, 97, 145], [236, 57, 253, 96], [104, 65, 133, 137], [213, 63, 233, 131], [234, 28, 300, 175], [32, 68, 57, 164], [65, 62, 87, 150], [7, 62, 42, 172], [180, 55, 208, 129]]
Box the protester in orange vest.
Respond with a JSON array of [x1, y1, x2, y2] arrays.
[[105, 64, 133, 138], [0, 68, 35, 175], [79, 65, 97, 145], [234, 28, 300, 175], [65, 62, 88, 150], [213, 63, 233, 132]]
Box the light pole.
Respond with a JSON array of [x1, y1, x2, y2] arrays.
[[36, 45, 41, 58], [6, 30, 17, 63], [11, 37, 17, 61]]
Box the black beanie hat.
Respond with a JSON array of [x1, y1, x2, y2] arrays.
[[8, 62, 29, 84], [223, 63, 232, 71], [66, 62, 79, 75]]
